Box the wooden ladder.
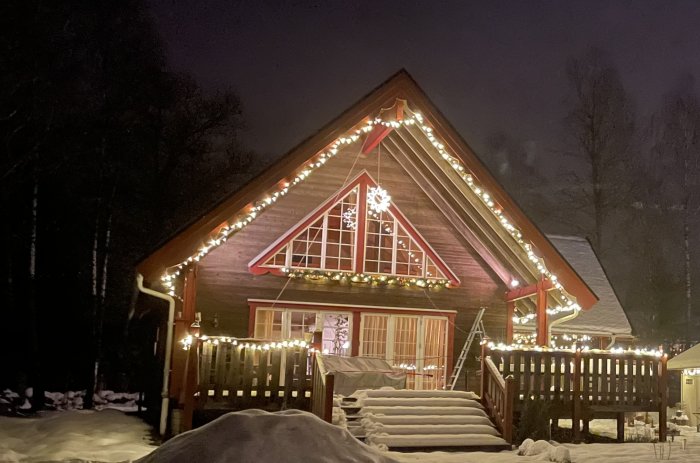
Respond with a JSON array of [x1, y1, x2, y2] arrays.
[[447, 308, 486, 390]]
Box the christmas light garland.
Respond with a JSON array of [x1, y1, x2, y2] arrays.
[[180, 335, 313, 352], [283, 268, 450, 289], [485, 341, 664, 358], [159, 105, 581, 317]]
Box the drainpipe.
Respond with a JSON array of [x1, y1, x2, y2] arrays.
[[137, 273, 175, 437], [547, 309, 581, 345]]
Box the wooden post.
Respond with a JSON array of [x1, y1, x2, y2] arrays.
[[351, 312, 361, 357], [323, 373, 335, 423], [536, 277, 548, 346], [182, 341, 200, 432], [658, 355, 668, 442], [572, 349, 582, 443], [503, 375, 516, 444], [616, 412, 625, 443], [506, 301, 515, 344], [480, 342, 488, 402]]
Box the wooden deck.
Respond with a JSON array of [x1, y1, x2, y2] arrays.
[[480, 343, 668, 443], [180, 338, 313, 432]]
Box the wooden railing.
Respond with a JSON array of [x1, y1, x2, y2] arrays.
[[480, 350, 516, 443], [311, 354, 335, 423], [480, 344, 669, 442], [182, 337, 313, 430]]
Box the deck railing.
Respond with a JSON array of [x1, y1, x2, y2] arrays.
[[480, 344, 668, 442], [311, 354, 335, 423], [181, 337, 313, 430], [481, 350, 516, 443]]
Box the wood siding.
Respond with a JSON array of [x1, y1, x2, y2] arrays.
[[195, 141, 508, 368]]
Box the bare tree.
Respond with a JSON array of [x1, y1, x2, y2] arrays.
[[646, 77, 700, 339], [562, 48, 636, 255]]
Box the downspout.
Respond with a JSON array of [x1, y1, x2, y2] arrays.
[[547, 309, 581, 345], [137, 273, 175, 437]]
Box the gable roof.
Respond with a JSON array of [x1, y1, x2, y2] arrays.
[[137, 70, 597, 310], [668, 342, 700, 370], [547, 235, 632, 336]]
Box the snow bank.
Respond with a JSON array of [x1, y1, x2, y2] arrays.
[[0, 409, 156, 462], [136, 409, 400, 463], [1, 388, 142, 415], [518, 439, 570, 463]]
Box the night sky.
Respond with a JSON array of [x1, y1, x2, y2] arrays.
[[149, 0, 700, 160]]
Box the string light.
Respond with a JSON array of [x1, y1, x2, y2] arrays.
[[486, 341, 664, 357], [158, 104, 580, 312], [179, 335, 312, 352], [282, 268, 450, 289]]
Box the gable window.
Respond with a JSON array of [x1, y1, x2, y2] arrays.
[[250, 172, 459, 286], [263, 188, 358, 272]]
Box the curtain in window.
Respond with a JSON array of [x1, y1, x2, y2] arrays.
[[393, 316, 418, 389], [254, 309, 283, 340], [361, 314, 388, 358], [422, 318, 447, 389]]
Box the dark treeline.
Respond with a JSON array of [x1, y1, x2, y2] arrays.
[[0, 1, 257, 399], [483, 49, 700, 345]]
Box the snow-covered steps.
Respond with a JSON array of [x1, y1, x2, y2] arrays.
[[350, 389, 510, 452]]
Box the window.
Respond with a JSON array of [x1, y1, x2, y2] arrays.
[[253, 307, 351, 355], [250, 172, 458, 285], [360, 313, 448, 390], [263, 188, 358, 271]]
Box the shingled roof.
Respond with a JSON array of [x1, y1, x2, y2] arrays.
[[547, 235, 632, 337]]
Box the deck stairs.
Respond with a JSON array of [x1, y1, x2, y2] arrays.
[[339, 389, 511, 452]]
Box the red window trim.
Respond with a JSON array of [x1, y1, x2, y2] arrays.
[[248, 170, 460, 286]]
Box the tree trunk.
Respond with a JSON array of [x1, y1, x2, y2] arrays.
[[28, 178, 43, 410]]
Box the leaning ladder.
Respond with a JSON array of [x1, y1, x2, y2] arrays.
[[447, 307, 487, 390]]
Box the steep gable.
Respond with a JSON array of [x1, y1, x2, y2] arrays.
[[138, 70, 597, 313], [249, 171, 459, 286]]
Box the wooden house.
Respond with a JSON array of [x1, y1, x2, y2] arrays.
[[136, 71, 667, 440]]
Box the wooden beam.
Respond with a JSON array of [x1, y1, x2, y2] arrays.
[[182, 266, 198, 322], [382, 136, 526, 284], [506, 301, 515, 344], [536, 277, 548, 346], [361, 100, 404, 155], [505, 278, 553, 302], [361, 125, 393, 154]]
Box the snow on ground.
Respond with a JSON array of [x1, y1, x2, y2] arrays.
[[2, 410, 700, 463], [136, 409, 399, 463], [0, 409, 156, 462], [386, 419, 700, 463]]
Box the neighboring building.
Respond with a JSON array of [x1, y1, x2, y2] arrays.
[[544, 235, 633, 348], [137, 70, 605, 400]]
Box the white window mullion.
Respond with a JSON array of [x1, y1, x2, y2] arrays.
[[391, 220, 398, 275], [416, 317, 426, 390], [321, 214, 328, 268], [285, 244, 292, 268], [386, 315, 396, 365], [282, 311, 291, 339]]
